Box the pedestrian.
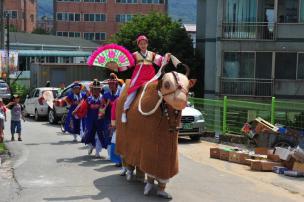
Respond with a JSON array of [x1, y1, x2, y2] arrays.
[[45, 81, 51, 87], [0, 98, 7, 143], [64, 82, 86, 142], [80, 80, 106, 157], [6, 95, 25, 141], [121, 35, 170, 123]]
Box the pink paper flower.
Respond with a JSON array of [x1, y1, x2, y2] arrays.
[[119, 55, 126, 63], [108, 50, 115, 58], [98, 56, 105, 64]]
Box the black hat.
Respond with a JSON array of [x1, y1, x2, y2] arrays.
[[91, 79, 101, 89]]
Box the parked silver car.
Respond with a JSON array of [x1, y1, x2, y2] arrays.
[[0, 80, 11, 101], [179, 103, 205, 141]]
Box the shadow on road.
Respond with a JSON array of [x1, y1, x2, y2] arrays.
[[56, 155, 110, 167], [178, 137, 201, 145], [42, 123, 61, 129], [94, 164, 118, 173], [44, 174, 171, 202], [50, 140, 79, 146]]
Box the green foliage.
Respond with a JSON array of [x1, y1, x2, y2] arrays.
[[6, 24, 17, 32], [0, 143, 5, 154], [10, 83, 30, 102], [110, 12, 203, 90], [32, 27, 49, 35]]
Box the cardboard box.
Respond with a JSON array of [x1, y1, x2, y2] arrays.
[[293, 161, 304, 172], [248, 159, 282, 171], [255, 147, 269, 155], [210, 148, 220, 159], [248, 159, 262, 171], [220, 149, 230, 161], [283, 157, 296, 170], [249, 154, 268, 160], [229, 152, 250, 165], [267, 154, 281, 162], [260, 161, 282, 171]]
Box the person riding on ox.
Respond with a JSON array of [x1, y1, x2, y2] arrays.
[[121, 35, 170, 123]]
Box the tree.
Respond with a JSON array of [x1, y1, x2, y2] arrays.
[[110, 13, 201, 80], [32, 27, 49, 35]]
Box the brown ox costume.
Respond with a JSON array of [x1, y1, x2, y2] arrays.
[[116, 79, 182, 198]]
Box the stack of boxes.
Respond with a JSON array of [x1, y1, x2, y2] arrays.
[[210, 146, 304, 177]]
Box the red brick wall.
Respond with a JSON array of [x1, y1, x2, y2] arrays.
[[4, 0, 36, 32], [54, 0, 167, 41]]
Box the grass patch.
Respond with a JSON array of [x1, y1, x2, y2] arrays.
[[0, 142, 6, 154]]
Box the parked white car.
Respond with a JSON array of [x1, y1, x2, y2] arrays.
[[24, 87, 59, 121], [179, 103, 205, 141]]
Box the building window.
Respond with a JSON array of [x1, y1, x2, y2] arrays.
[[116, 0, 137, 3], [56, 12, 80, 21], [83, 14, 106, 22], [57, 0, 81, 2], [297, 53, 304, 79], [57, 31, 81, 38], [300, 0, 304, 22], [11, 11, 17, 18], [84, 32, 106, 41], [30, 14, 34, 22], [275, 53, 297, 79], [4, 10, 18, 18], [224, 0, 257, 22], [278, 0, 299, 23], [142, 0, 164, 3], [84, 32, 95, 40], [116, 14, 133, 23], [83, 0, 106, 2], [95, 33, 106, 40], [223, 52, 255, 78], [255, 52, 272, 79], [75, 14, 80, 21]]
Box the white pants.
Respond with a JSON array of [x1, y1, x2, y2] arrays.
[[123, 91, 137, 111]]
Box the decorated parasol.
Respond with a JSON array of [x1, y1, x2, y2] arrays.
[[87, 44, 134, 71]]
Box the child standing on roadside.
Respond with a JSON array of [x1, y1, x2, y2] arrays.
[[0, 98, 7, 143], [6, 95, 25, 141]]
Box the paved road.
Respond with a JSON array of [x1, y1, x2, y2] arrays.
[[1, 118, 302, 202]]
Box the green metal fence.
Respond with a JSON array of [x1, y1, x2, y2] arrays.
[[189, 97, 304, 135]]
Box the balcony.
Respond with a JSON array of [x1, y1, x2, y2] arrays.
[[220, 77, 274, 97], [222, 22, 276, 40]]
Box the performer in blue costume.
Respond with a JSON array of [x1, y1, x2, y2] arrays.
[[81, 80, 107, 156], [64, 82, 86, 142], [101, 74, 121, 159]]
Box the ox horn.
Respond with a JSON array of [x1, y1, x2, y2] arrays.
[[170, 55, 182, 68], [180, 63, 190, 77]]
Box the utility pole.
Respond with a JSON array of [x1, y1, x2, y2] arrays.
[[6, 13, 9, 85], [0, 0, 4, 49]]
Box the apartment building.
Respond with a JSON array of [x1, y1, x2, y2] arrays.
[[3, 0, 37, 32], [53, 0, 167, 42], [197, 0, 304, 99]]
